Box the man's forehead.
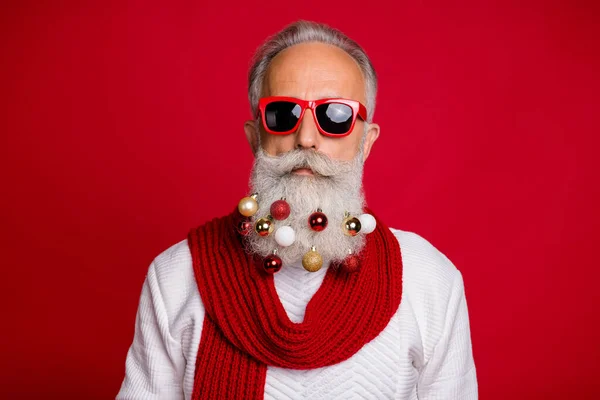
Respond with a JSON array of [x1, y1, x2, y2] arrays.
[[263, 80, 361, 101], [265, 78, 349, 98], [267, 47, 362, 81], [262, 43, 365, 99]]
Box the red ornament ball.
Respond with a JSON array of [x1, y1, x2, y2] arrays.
[[343, 254, 361, 273], [236, 219, 252, 236], [308, 211, 328, 231], [270, 199, 291, 220], [263, 254, 282, 274]]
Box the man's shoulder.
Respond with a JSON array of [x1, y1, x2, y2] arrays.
[[147, 238, 197, 317], [150, 238, 195, 289], [388, 227, 464, 304], [153, 238, 192, 270]]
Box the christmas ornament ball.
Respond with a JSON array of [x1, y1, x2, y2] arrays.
[[263, 253, 282, 274], [270, 199, 291, 221], [343, 216, 362, 236], [302, 247, 323, 272], [308, 211, 328, 231], [238, 195, 258, 217], [274, 226, 295, 247], [237, 219, 252, 236], [343, 254, 361, 273], [255, 217, 274, 237], [358, 213, 376, 234]]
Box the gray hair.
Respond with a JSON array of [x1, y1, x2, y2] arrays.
[[248, 20, 378, 123]]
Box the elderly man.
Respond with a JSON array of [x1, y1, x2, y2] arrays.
[[117, 20, 477, 399]]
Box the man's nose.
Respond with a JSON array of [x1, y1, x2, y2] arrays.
[[294, 108, 320, 150]]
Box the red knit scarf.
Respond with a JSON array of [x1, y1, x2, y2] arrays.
[[187, 210, 403, 399]]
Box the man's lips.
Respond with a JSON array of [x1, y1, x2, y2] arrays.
[[291, 167, 315, 176]]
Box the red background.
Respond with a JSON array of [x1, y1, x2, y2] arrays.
[[1, 1, 598, 398]]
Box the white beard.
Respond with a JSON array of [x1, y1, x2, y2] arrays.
[[244, 146, 367, 267]]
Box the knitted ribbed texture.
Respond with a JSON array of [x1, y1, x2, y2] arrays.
[[193, 317, 266, 398], [187, 210, 403, 399]]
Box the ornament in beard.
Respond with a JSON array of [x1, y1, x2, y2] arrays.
[[244, 145, 368, 269]]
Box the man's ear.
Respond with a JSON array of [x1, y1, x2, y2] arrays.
[[362, 123, 381, 162], [244, 120, 259, 155]]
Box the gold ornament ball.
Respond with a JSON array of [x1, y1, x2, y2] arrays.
[[238, 196, 258, 217], [255, 217, 274, 237], [343, 216, 362, 236], [302, 247, 323, 272]]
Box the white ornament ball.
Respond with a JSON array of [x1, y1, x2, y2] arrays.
[[275, 226, 296, 247], [358, 213, 376, 234]]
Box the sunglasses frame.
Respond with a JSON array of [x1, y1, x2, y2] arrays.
[[257, 96, 368, 138]]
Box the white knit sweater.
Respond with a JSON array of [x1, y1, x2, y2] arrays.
[[116, 227, 478, 399]]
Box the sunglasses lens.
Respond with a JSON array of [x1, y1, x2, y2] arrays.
[[264, 101, 302, 132], [315, 103, 354, 135]]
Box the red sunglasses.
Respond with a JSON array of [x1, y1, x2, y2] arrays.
[[257, 96, 367, 138]]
